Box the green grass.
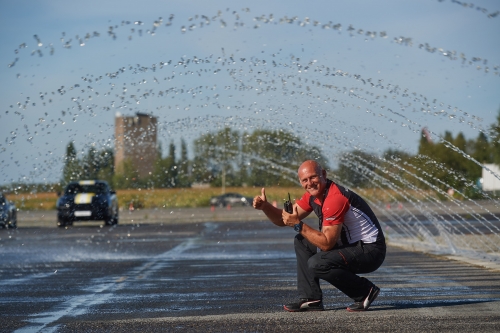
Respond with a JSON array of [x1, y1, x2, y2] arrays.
[[8, 192, 59, 210], [6, 187, 302, 211], [5, 186, 439, 211]]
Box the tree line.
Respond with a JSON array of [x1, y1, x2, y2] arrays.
[[61, 128, 329, 190]]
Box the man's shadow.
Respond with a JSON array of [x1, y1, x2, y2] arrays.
[[325, 299, 497, 311]]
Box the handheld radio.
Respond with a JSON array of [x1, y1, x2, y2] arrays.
[[284, 193, 293, 214]]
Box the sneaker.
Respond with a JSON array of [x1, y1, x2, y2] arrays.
[[346, 285, 380, 312], [284, 299, 324, 312]]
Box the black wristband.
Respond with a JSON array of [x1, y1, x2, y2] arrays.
[[294, 221, 303, 233]]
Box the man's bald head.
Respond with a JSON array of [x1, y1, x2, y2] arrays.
[[298, 160, 323, 177]]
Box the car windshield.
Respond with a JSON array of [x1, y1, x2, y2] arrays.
[[65, 183, 107, 195]]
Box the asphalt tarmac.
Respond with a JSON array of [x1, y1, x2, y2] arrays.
[[1, 208, 500, 332]]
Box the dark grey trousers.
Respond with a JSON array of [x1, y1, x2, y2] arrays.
[[294, 234, 386, 302]]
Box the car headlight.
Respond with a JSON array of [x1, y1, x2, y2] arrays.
[[58, 201, 71, 209]]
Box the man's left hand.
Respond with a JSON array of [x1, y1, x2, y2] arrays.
[[282, 205, 300, 227]]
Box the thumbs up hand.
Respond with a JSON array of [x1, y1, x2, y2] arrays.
[[252, 188, 267, 210]]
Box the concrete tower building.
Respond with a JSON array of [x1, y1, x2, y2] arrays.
[[114, 112, 158, 179]]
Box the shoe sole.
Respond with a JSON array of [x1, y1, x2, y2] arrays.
[[346, 307, 365, 312], [283, 305, 324, 312]]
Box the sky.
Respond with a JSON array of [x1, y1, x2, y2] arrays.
[[0, 0, 499, 186]]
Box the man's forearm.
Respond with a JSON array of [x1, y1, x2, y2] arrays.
[[261, 201, 286, 226], [301, 224, 342, 251]]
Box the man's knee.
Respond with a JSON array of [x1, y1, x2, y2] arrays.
[[307, 251, 347, 274], [307, 254, 327, 273]]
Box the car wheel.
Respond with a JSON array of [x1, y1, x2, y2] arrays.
[[10, 212, 17, 229], [57, 221, 67, 228], [104, 215, 114, 226], [107, 214, 118, 225]]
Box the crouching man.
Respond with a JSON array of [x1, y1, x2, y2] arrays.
[[253, 160, 386, 312]]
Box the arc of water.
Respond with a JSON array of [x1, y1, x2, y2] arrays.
[[338, 149, 497, 251], [355, 153, 500, 253], [375, 154, 499, 252], [401, 155, 500, 237]]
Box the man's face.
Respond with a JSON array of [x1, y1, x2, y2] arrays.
[[298, 163, 327, 198]]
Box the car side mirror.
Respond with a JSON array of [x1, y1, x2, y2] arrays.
[[110, 190, 116, 195], [57, 191, 61, 197]]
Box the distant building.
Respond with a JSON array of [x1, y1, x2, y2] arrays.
[[481, 164, 500, 192], [114, 112, 157, 179]]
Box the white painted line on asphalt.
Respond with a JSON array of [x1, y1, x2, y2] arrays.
[[12, 225, 211, 333]]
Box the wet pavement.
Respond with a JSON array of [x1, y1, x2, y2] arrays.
[[1, 216, 500, 332]]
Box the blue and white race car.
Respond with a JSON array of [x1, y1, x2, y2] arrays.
[[56, 180, 119, 227]]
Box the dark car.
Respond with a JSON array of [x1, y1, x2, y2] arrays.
[[209, 192, 253, 207], [0, 193, 17, 229], [57, 180, 119, 227]]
